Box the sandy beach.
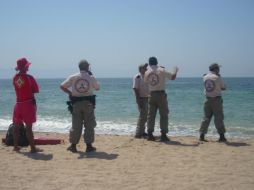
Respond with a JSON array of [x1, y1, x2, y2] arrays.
[[0, 132, 254, 190]]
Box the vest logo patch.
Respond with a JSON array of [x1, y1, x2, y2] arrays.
[[205, 79, 215, 92], [75, 79, 90, 93], [147, 73, 159, 86], [15, 76, 25, 88]]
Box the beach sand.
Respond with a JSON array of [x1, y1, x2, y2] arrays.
[[0, 132, 254, 190]]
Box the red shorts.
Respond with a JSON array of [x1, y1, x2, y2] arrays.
[[13, 101, 37, 126]]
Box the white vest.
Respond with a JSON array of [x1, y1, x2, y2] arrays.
[[61, 71, 100, 97], [203, 72, 225, 97], [133, 73, 149, 97], [144, 65, 173, 91]]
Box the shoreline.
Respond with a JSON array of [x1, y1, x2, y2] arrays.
[[1, 130, 253, 140]]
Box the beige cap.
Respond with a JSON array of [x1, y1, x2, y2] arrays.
[[139, 63, 148, 71]]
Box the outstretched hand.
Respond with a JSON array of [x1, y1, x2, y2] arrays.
[[172, 66, 179, 75]]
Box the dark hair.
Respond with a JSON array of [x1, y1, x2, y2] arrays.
[[209, 63, 220, 71], [148, 57, 158, 65], [79, 60, 89, 71]]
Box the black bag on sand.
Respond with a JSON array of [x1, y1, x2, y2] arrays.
[[5, 123, 29, 146]]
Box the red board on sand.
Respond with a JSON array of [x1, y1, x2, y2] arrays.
[[2, 137, 64, 145], [34, 137, 64, 145]]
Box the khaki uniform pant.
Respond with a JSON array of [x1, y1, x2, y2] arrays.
[[147, 91, 169, 134], [135, 97, 148, 136], [199, 97, 226, 134], [69, 101, 96, 144]]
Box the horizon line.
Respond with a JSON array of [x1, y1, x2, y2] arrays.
[[0, 76, 254, 80]]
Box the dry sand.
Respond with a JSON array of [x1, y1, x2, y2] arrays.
[[0, 132, 254, 190]]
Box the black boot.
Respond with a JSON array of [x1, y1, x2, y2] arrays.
[[199, 134, 207, 142], [218, 134, 227, 142], [160, 133, 170, 142], [67, 143, 77, 153], [86, 143, 96, 153], [134, 134, 142, 139], [142, 132, 148, 138], [147, 133, 155, 141]]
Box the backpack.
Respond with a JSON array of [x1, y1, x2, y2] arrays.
[[5, 123, 29, 146]]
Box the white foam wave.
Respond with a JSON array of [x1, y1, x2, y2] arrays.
[[0, 118, 253, 138], [0, 118, 12, 130]]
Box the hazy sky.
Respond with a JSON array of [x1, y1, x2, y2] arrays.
[[0, 0, 253, 78]]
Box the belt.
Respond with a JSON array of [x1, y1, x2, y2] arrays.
[[70, 95, 96, 104], [151, 90, 165, 93], [71, 96, 93, 102], [70, 95, 96, 106], [16, 98, 35, 104], [206, 96, 221, 99]]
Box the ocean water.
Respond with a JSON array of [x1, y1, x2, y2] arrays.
[[0, 78, 254, 138]]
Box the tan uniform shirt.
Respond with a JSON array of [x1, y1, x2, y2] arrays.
[[203, 72, 225, 97], [133, 74, 149, 97], [61, 71, 100, 97], [144, 65, 173, 91]]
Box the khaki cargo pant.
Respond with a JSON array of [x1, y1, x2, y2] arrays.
[[199, 97, 226, 135], [69, 100, 96, 144], [135, 97, 148, 136], [147, 91, 169, 134]]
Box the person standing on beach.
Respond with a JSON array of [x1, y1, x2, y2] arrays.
[[133, 63, 150, 138], [60, 60, 100, 153], [12, 58, 41, 153], [144, 57, 178, 141], [199, 63, 227, 142]]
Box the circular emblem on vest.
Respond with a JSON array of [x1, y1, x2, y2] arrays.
[[75, 79, 90, 93], [147, 73, 159, 86], [205, 79, 215, 92]]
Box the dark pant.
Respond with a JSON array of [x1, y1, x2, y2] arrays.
[[200, 97, 226, 134], [135, 97, 148, 136], [70, 101, 96, 144], [147, 91, 169, 134]]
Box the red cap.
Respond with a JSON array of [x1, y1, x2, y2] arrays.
[[15, 58, 31, 71]]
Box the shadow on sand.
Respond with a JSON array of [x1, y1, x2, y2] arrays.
[[78, 151, 118, 160], [197, 139, 250, 147], [150, 136, 200, 147], [224, 141, 250, 147], [21, 152, 53, 160], [158, 140, 200, 147]]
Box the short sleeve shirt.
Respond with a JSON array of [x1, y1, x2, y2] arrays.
[[144, 65, 173, 91], [203, 72, 225, 97], [61, 71, 100, 97], [13, 74, 39, 102], [133, 73, 149, 97]]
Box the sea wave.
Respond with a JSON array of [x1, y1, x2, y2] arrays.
[[1, 117, 253, 138]]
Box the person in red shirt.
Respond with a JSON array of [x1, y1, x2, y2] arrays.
[[12, 58, 41, 153]]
